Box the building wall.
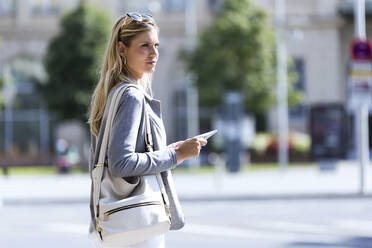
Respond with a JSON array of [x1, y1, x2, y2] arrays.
[[121, 0, 214, 141], [0, 0, 362, 145], [0, 0, 214, 156], [257, 0, 349, 133]]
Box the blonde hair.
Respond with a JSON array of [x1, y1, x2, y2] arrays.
[[88, 14, 158, 136]]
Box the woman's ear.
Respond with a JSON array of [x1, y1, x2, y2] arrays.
[[117, 41, 127, 57]]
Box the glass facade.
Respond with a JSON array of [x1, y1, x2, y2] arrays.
[[162, 0, 185, 12], [30, 0, 61, 15], [0, 0, 17, 16], [290, 58, 306, 118]]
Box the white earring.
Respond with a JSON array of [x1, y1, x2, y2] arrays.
[[122, 56, 127, 65]]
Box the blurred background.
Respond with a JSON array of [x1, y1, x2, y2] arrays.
[[0, 0, 372, 247]]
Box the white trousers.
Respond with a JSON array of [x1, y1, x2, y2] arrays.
[[89, 232, 165, 248]]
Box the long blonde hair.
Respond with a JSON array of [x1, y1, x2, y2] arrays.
[[88, 14, 158, 136]]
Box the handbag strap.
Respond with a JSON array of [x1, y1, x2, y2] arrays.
[[92, 83, 130, 228], [143, 101, 171, 214], [97, 84, 128, 166], [92, 83, 170, 229]]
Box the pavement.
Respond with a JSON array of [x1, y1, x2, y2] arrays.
[[1, 160, 372, 205]]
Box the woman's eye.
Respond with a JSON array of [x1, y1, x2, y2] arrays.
[[142, 44, 149, 47], [155, 43, 159, 48]]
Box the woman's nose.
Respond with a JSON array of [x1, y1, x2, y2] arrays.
[[150, 45, 158, 56]]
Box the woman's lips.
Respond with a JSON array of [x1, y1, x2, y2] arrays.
[[146, 60, 156, 65]]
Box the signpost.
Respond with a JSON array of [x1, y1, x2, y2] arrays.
[[349, 0, 370, 195], [348, 61, 372, 110], [348, 54, 371, 194], [351, 38, 372, 62]]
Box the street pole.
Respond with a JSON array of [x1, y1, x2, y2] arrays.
[[354, 0, 369, 194], [185, 0, 200, 168], [39, 103, 50, 163], [275, 0, 289, 170], [3, 66, 15, 157]]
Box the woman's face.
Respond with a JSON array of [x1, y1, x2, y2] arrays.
[[119, 27, 159, 81]]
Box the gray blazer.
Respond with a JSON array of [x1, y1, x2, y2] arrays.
[[89, 82, 185, 233]]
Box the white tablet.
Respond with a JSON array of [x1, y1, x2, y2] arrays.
[[196, 130, 218, 140]]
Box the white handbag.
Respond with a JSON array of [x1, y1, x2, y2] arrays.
[[91, 84, 171, 247]]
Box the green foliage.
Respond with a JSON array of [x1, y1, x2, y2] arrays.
[[182, 0, 301, 115], [37, 1, 111, 121], [250, 131, 311, 154]]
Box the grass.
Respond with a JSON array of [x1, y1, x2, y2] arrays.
[[0, 162, 316, 176], [0, 165, 85, 176], [244, 162, 315, 172], [174, 162, 315, 174]]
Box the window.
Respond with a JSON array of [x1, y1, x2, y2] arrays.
[[125, 0, 151, 13], [173, 88, 187, 140], [290, 58, 306, 117], [163, 0, 185, 13], [0, 0, 17, 16], [30, 0, 60, 15], [339, 0, 372, 16], [208, 0, 223, 13], [125, 0, 185, 14]]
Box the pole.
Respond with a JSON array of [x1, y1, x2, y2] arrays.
[[3, 66, 15, 157], [275, 0, 289, 170], [185, 0, 197, 48], [354, 0, 369, 194], [185, 0, 200, 168], [39, 103, 50, 163], [357, 103, 369, 194], [355, 0, 366, 40]]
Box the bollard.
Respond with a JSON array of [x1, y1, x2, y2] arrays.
[[2, 165, 8, 177], [209, 153, 225, 193], [223, 92, 243, 172]]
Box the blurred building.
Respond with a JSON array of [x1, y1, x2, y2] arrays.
[[0, 0, 214, 164], [0, 0, 370, 163], [257, 0, 372, 156]]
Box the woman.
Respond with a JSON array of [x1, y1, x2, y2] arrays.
[[88, 13, 207, 248]]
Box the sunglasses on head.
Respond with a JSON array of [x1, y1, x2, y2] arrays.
[[126, 13, 153, 22]]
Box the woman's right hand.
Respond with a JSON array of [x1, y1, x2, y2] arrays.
[[174, 137, 207, 165]]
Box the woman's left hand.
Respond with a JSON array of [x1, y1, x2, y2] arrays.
[[167, 141, 184, 149], [173, 137, 207, 165]]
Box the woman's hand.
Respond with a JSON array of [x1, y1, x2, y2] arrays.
[[167, 141, 184, 149], [174, 137, 207, 165]]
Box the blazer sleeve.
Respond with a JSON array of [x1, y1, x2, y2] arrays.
[[107, 87, 178, 177]]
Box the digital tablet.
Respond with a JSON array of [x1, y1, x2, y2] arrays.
[[196, 130, 218, 140]]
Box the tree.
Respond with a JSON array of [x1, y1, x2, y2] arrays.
[[182, 0, 301, 129], [37, 1, 111, 121]]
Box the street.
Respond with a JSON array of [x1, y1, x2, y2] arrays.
[[1, 198, 372, 248]]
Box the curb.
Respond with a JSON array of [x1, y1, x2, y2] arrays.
[[179, 193, 372, 202], [1, 197, 89, 206], [2, 193, 372, 206]]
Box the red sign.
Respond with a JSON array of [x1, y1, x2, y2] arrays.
[[351, 38, 372, 62]]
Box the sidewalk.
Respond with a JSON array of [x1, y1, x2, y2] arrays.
[[1, 161, 372, 205]]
